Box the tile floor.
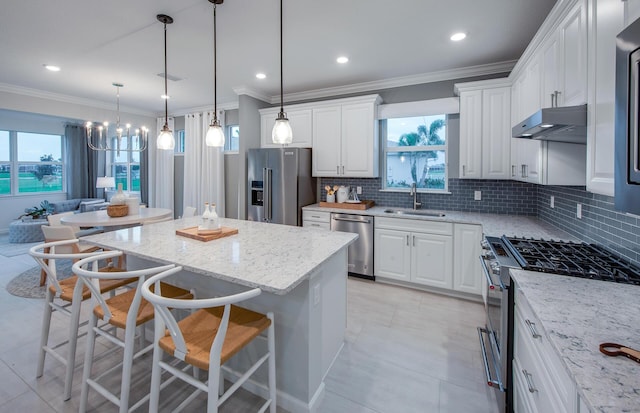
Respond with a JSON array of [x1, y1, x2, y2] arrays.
[[0, 236, 497, 412]]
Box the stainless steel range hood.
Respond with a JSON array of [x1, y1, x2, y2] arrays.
[[512, 104, 587, 143]]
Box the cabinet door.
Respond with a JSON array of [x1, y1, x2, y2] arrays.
[[312, 106, 342, 176], [341, 102, 378, 177], [560, 2, 587, 106], [374, 229, 411, 281], [411, 233, 452, 289], [541, 35, 560, 108], [261, 109, 312, 148], [524, 58, 542, 118], [512, 75, 526, 126], [518, 139, 542, 184], [481, 87, 511, 179], [453, 224, 482, 295], [459, 90, 483, 179], [260, 112, 274, 148]]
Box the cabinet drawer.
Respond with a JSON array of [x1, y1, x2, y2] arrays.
[[302, 210, 331, 223], [302, 220, 330, 230], [515, 289, 574, 410], [375, 216, 452, 235]]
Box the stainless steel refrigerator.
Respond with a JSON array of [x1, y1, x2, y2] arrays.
[[247, 148, 316, 226]]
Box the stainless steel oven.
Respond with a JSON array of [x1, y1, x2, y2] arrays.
[[615, 17, 640, 215], [477, 236, 519, 413]]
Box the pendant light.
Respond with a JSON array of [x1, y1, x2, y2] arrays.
[[272, 0, 292, 144], [205, 0, 225, 147], [156, 14, 175, 150]]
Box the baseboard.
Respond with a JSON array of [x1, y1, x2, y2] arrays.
[[375, 277, 483, 303]]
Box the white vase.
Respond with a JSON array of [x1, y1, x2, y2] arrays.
[[209, 203, 220, 229], [110, 183, 127, 205], [326, 194, 335, 203], [201, 203, 211, 229]]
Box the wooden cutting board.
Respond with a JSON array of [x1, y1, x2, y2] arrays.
[[176, 226, 238, 242], [318, 200, 375, 210]]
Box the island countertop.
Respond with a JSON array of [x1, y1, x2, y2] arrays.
[[81, 216, 358, 295], [511, 269, 640, 412]]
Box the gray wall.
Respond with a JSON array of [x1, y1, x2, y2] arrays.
[[224, 153, 239, 218], [173, 155, 184, 218]]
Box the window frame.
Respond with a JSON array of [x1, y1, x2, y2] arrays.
[[108, 135, 141, 193], [381, 115, 449, 193], [0, 129, 65, 196], [224, 124, 239, 153]]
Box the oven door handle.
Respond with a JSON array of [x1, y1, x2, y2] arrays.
[[479, 256, 505, 291], [477, 327, 505, 391]]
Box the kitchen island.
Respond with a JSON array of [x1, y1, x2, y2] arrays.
[[81, 216, 358, 413]]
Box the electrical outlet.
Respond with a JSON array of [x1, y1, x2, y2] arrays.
[[576, 203, 582, 219], [356, 186, 362, 195], [313, 284, 320, 306], [474, 190, 481, 201], [550, 196, 555, 208]]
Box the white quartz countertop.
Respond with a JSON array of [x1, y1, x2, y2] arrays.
[[81, 216, 357, 295], [511, 269, 640, 413], [303, 204, 576, 240]]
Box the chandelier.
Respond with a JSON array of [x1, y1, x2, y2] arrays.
[[86, 83, 148, 155]]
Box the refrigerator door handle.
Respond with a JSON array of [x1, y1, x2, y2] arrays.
[[264, 167, 272, 222]]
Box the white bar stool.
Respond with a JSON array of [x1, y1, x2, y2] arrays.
[[140, 266, 276, 413]]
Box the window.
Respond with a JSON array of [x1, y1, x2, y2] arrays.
[[175, 129, 185, 153], [225, 125, 239, 152], [110, 136, 140, 192], [0, 130, 64, 195], [383, 115, 447, 192]]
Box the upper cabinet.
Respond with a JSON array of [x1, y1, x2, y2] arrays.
[[456, 79, 512, 180], [312, 95, 382, 177], [259, 108, 313, 148]]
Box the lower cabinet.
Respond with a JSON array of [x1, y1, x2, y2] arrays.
[[302, 210, 331, 230], [374, 217, 485, 295]]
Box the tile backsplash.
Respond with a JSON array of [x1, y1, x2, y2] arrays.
[[319, 178, 538, 215], [319, 177, 640, 267]]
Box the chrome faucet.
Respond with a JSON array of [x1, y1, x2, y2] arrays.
[[409, 183, 422, 210]]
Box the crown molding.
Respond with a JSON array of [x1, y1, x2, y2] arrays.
[[454, 78, 512, 94], [232, 86, 271, 103], [276, 60, 516, 104], [508, 0, 579, 80], [171, 100, 239, 117], [0, 82, 157, 117]]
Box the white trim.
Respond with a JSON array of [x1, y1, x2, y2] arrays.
[[276, 60, 516, 104], [0, 82, 156, 117], [259, 94, 382, 115], [378, 98, 459, 119], [171, 101, 238, 117], [232, 86, 271, 103], [453, 78, 512, 94]]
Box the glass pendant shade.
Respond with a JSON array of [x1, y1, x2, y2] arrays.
[[205, 120, 225, 147], [157, 124, 175, 150], [272, 113, 292, 144]]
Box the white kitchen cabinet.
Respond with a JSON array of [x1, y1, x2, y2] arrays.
[[375, 217, 454, 290], [513, 282, 577, 413], [456, 80, 511, 180], [312, 95, 382, 177], [511, 58, 541, 127], [560, 1, 587, 106], [453, 224, 483, 296], [260, 108, 313, 148], [586, 0, 624, 196], [302, 210, 331, 230], [511, 138, 542, 183], [511, 140, 585, 185]]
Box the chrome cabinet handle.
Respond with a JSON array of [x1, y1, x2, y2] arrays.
[[551, 93, 555, 107], [462, 165, 466, 176], [525, 319, 541, 339], [522, 369, 537, 393], [406, 234, 409, 246], [341, 165, 344, 174], [336, 165, 340, 174], [412, 235, 415, 247], [521, 164, 525, 178], [524, 164, 529, 178], [511, 165, 516, 177]]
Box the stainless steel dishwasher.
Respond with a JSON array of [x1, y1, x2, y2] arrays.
[[330, 213, 374, 279]]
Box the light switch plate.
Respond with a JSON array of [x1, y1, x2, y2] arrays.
[[576, 203, 582, 219], [356, 186, 362, 195], [474, 191, 481, 201], [550, 196, 555, 208]]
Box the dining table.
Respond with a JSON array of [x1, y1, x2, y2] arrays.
[[60, 207, 173, 228]]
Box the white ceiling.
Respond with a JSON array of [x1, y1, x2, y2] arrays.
[[0, 0, 557, 116]]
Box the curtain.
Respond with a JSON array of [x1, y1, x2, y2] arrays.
[[182, 110, 225, 216], [64, 124, 105, 199], [153, 117, 175, 210], [140, 133, 149, 205]]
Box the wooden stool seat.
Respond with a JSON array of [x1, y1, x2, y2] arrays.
[[50, 267, 135, 301], [159, 305, 271, 370]]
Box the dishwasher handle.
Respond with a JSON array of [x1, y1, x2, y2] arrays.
[[332, 217, 371, 224]]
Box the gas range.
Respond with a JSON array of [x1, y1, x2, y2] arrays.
[[503, 237, 640, 284]]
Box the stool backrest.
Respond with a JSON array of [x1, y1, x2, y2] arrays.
[[141, 267, 262, 364], [183, 206, 197, 217], [47, 212, 80, 234]]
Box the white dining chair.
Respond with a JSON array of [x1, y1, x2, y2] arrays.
[[73, 251, 193, 413], [183, 206, 197, 217], [141, 266, 276, 413], [29, 240, 134, 401]]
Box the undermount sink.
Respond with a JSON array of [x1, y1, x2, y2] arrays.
[[383, 209, 445, 217]]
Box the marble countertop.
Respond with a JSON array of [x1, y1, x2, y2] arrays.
[[511, 269, 640, 413], [81, 216, 357, 295], [303, 204, 576, 240]]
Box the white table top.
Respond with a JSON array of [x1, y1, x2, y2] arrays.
[[60, 208, 173, 227], [80, 216, 358, 294]]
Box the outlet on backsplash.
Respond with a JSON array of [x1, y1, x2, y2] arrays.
[[474, 191, 481, 201]]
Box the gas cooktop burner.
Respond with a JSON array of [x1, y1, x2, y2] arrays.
[[504, 237, 640, 285]]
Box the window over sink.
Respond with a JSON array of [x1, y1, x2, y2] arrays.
[[382, 114, 448, 192]]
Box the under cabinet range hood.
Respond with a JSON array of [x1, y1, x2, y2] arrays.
[[512, 104, 587, 143]]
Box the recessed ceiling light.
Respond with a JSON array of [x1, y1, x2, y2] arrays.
[[161, 94, 170, 100], [336, 56, 349, 64], [44, 64, 61, 72], [450, 32, 467, 42], [256, 73, 266, 79]]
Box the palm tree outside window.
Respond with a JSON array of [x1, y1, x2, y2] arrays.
[[383, 115, 447, 191]]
